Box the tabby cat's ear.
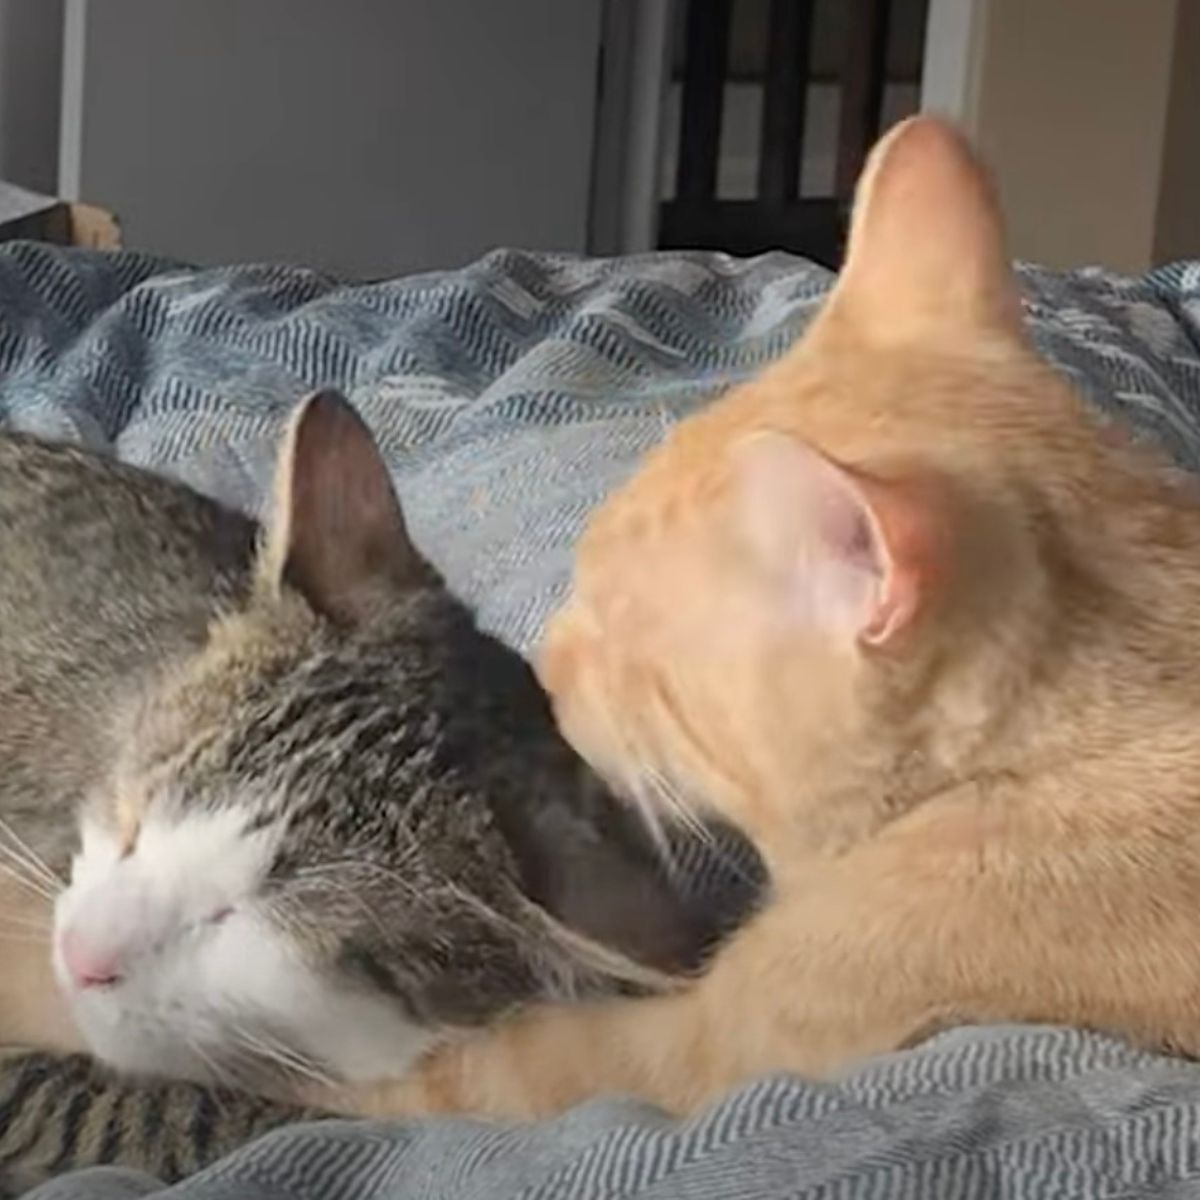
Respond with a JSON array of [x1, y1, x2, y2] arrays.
[[828, 115, 1023, 346], [258, 389, 428, 624], [732, 431, 949, 647]]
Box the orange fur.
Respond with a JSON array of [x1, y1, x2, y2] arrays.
[[331, 116, 1200, 1120]]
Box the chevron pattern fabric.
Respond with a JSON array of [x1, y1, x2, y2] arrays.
[[4, 242, 1200, 652]]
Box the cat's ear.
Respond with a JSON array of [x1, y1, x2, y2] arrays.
[[828, 115, 1023, 345], [732, 431, 949, 647], [258, 389, 429, 624]]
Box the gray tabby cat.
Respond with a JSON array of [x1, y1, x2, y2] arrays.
[[0, 390, 761, 1193]]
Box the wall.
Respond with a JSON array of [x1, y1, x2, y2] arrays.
[[61, 0, 603, 278], [922, 0, 1200, 272], [919, 0, 985, 124], [0, 0, 63, 192], [971, 0, 1177, 272], [1154, 0, 1200, 264], [589, 0, 674, 255]]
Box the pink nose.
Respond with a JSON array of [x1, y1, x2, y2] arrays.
[[60, 928, 122, 989]]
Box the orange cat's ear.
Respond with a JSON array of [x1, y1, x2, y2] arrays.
[[732, 432, 947, 648], [828, 115, 1023, 346]]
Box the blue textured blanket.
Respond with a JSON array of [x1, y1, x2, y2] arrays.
[[5, 242, 1200, 651], [6, 241, 1200, 1198]]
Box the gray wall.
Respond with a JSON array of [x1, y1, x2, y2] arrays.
[[62, 0, 603, 278], [0, 0, 63, 192]]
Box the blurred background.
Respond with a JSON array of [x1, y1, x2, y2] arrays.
[[0, 0, 1195, 278]]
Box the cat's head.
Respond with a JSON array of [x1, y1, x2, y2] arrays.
[[53, 391, 753, 1087], [539, 117, 1200, 857]]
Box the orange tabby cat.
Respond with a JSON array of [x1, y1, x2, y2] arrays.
[[340, 114, 1200, 1120]]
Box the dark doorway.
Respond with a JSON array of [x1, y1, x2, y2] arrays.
[[658, 0, 930, 267]]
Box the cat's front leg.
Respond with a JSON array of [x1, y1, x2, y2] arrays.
[[313, 983, 722, 1120], [314, 797, 1200, 1121], [311, 863, 937, 1120]]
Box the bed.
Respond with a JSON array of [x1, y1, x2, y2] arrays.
[[6, 241, 1200, 1198]]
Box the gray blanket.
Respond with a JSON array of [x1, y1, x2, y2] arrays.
[[4, 242, 1200, 1197], [28, 1029, 1200, 1200]]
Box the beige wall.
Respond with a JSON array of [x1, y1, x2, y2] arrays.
[[1154, 0, 1200, 264], [925, 0, 1199, 272]]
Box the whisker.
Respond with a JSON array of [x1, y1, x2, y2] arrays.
[[621, 774, 673, 858], [0, 816, 63, 890], [0, 860, 57, 903], [288, 875, 392, 942], [185, 1035, 239, 1102], [226, 1030, 279, 1089], [232, 1025, 336, 1091], [0, 839, 58, 888], [295, 852, 424, 898], [645, 767, 714, 844], [260, 1033, 335, 1090], [0, 910, 52, 930]]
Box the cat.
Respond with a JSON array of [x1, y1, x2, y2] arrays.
[[0, 1050, 319, 1198], [322, 114, 1200, 1121], [0, 389, 758, 1120]]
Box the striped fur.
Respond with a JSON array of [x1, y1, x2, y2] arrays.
[[0, 1050, 316, 1197]]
